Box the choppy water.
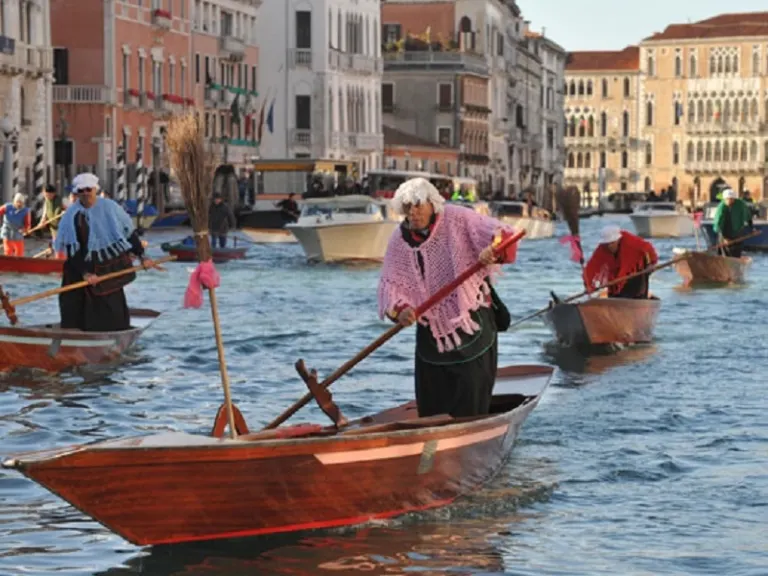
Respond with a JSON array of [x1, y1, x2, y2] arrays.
[[0, 215, 766, 576]]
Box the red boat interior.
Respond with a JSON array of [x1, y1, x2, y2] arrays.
[[211, 364, 549, 443]]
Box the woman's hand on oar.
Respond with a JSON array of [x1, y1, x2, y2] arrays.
[[263, 229, 527, 431], [0, 254, 176, 325]]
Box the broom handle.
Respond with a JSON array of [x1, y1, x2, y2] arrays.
[[8, 255, 176, 308]]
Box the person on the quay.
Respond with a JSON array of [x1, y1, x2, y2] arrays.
[[583, 224, 658, 299], [54, 172, 155, 332], [208, 192, 236, 248], [0, 193, 32, 257], [378, 177, 516, 419], [713, 188, 753, 258]]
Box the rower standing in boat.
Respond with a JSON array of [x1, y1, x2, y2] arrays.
[[54, 173, 156, 332], [40, 184, 65, 259], [583, 225, 658, 299], [713, 188, 752, 258], [276, 193, 300, 222], [0, 194, 31, 257], [209, 192, 236, 248], [378, 178, 516, 419]]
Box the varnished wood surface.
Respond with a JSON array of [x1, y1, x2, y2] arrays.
[[0, 255, 63, 275], [673, 250, 750, 285], [4, 365, 553, 546], [545, 298, 661, 346], [0, 309, 160, 372]]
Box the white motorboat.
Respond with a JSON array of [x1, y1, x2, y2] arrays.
[[286, 195, 400, 263], [628, 202, 694, 238], [238, 198, 299, 244], [490, 201, 555, 239]]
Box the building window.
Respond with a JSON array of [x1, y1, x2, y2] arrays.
[[620, 181, 627, 191], [599, 150, 606, 168], [382, 23, 401, 44], [53, 48, 69, 85], [578, 80, 584, 95], [586, 80, 592, 96], [645, 142, 652, 166], [295, 11, 311, 49], [437, 83, 452, 110], [437, 127, 452, 146], [753, 50, 760, 76], [647, 54, 655, 76], [673, 101, 681, 125], [600, 112, 607, 137], [195, 53, 200, 83], [251, 66, 257, 91], [621, 150, 628, 168], [646, 101, 653, 126], [169, 61, 175, 94], [138, 55, 145, 92], [674, 53, 682, 77], [122, 52, 129, 94], [623, 77, 630, 97], [382, 82, 394, 111], [601, 78, 608, 98], [180, 65, 186, 97], [689, 53, 697, 77], [295, 95, 311, 129], [622, 111, 629, 136]]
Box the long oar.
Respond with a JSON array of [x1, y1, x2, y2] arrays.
[[263, 229, 527, 430], [0, 254, 175, 325], [24, 212, 64, 237], [707, 229, 760, 255]]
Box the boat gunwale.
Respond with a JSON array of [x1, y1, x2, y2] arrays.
[[286, 219, 401, 231], [4, 364, 553, 467], [0, 308, 161, 339]]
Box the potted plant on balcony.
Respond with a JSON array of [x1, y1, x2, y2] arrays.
[[152, 8, 172, 28]]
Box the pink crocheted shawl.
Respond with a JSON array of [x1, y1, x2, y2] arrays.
[[378, 204, 514, 352]]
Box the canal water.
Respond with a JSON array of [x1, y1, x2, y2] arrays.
[[0, 215, 766, 575]]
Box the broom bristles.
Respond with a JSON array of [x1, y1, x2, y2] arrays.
[[556, 185, 581, 237], [165, 112, 218, 262]]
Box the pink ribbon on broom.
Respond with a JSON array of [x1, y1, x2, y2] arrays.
[[559, 235, 584, 263], [184, 260, 220, 308], [693, 212, 703, 229]]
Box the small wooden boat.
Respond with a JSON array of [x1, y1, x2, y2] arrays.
[[672, 247, 751, 286], [0, 308, 161, 372], [0, 254, 63, 275], [544, 297, 660, 347], [160, 241, 247, 263], [1, 363, 552, 546]]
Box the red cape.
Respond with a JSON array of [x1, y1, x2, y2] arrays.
[[583, 231, 658, 294]]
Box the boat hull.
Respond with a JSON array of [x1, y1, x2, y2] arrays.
[[629, 214, 694, 238], [672, 248, 751, 285], [700, 221, 768, 252], [0, 309, 160, 372], [238, 209, 297, 244], [241, 227, 297, 244], [161, 245, 248, 262], [496, 215, 554, 239], [544, 297, 660, 347], [3, 364, 552, 546], [288, 220, 399, 262], [0, 255, 63, 275]]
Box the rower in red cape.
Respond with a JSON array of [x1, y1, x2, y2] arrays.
[[54, 173, 158, 332], [583, 225, 659, 299], [378, 177, 518, 419]]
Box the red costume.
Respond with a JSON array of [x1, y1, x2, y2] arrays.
[[583, 231, 658, 296]]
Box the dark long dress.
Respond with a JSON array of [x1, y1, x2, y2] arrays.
[[59, 212, 145, 332], [400, 219, 500, 418]]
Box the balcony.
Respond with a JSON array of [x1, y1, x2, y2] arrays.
[[220, 35, 245, 61], [53, 85, 115, 104], [383, 49, 489, 76], [685, 121, 765, 135], [151, 9, 172, 29], [0, 42, 52, 77], [684, 159, 765, 174], [291, 129, 312, 147], [289, 48, 312, 69], [563, 167, 595, 180], [346, 132, 383, 151]]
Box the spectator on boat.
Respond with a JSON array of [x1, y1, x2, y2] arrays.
[[0, 193, 32, 257], [583, 225, 658, 299], [713, 188, 753, 258], [378, 177, 516, 419], [450, 188, 466, 202], [276, 193, 300, 222], [209, 192, 236, 248], [54, 173, 155, 332], [40, 185, 63, 238]]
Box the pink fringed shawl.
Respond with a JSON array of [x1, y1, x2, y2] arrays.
[[378, 205, 513, 352]]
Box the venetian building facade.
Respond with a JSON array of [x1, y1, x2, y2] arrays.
[[0, 0, 53, 200], [639, 13, 768, 204], [257, 0, 383, 173], [563, 46, 642, 204]]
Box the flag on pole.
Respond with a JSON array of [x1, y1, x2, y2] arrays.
[[256, 96, 267, 141], [266, 99, 275, 134]]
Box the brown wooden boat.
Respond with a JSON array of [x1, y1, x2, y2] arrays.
[[544, 297, 660, 347], [672, 247, 751, 286], [0, 308, 161, 372], [1, 363, 553, 546], [0, 254, 63, 275]]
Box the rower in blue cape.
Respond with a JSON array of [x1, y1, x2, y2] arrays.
[[54, 173, 158, 332]]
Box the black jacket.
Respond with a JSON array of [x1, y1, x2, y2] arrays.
[[209, 201, 235, 235]]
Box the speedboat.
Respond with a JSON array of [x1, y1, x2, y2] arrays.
[[628, 202, 694, 238], [490, 201, 555, 239]]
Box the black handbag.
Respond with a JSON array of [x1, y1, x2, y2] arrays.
[[489, 284, 511, 332], [90, 252, 136, 296]]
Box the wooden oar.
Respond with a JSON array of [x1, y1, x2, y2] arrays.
[[24, 212, 64, 237], [263, 229, 527, 431], [0, 254, 175, 325], [707, 229, 760, 255], [32, 246, 53, 259]]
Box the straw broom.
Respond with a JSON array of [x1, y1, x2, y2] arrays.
[[165, 112, 237, 439], [556, 185, 585, 269]]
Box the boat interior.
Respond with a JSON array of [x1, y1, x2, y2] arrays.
[[212, 364, 554, 443], [25, 309, 161, 333]]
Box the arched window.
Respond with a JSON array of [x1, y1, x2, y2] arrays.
[[622, 111, 629, 136], [569, 81, 576, 95], [753, 52, 760, 76], [646, 100, 653, 126], [689, 54, 697, 77], [723, 141, 730, 161], [578, 81, 584, 95], [724, 56, 731, 74], [567, 152, 575, 168], [673, 141, 680, 165], [741, 99, 748, 122], [647, 55, 655, 76], [696, 141, 703, 161], [733, 55, 739, 73], [585, 152, 591, 167], [750, 99, 759, 120], [740, 141, 748, 161], [586, 80, 593, 95], [710, 55, 716, 75], [714, 141, 721, 161], [705, 141, 712, 161], [674, 54, 682, 77], [705, 100, 713, 121], [578, 117, 585, 137], [731, 141, 739, 160], [733, 100, 740, 122], [686, 142, 694, 163], [587, 116, 594, 137], [576, 152, 583, 168], [621, 150, 628, 168], [750, 140, 758, 160], [688, 101, 695, 123], [645, 142, 652, 165], [723, 100, 731, 123], [697, 100, 704, 122], [600, 112, 607, 137], [717, 56, 723, 74], [601, 78, 608, 98], [623, 77, 630, 97]]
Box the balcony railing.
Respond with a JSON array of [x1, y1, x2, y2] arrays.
[[383, 50, 489, 75], [291, 129, 312, 147], [53, 85, 115, 104], [0, 43, 52, 77], [220, 35, 245, 60], [684, 159, 765, 173], [151, 9, 172, 29], [346, 132, 383, 151], [685, 121, 765, 135], [289, 48, 312, 68]]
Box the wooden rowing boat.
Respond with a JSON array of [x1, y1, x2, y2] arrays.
[[544, 297, 660, 347], [671, 247, 751, 286], [0, 254, 63, 275], [160, 242, 247, 262], [1, 363, 552, 546], [0, 308, 161, 372]]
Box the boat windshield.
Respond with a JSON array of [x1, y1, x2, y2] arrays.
[[301, 202, 380, 217], [493, 203, 524, 217], [636, 203, 676, 212]]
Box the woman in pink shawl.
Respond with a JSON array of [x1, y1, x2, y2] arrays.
[[378, 178, 517, 418]]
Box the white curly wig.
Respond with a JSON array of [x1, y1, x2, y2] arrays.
[[391, 177, 446, 215]]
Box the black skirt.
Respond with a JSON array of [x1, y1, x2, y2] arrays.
[[59, 264, 131, 332]]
